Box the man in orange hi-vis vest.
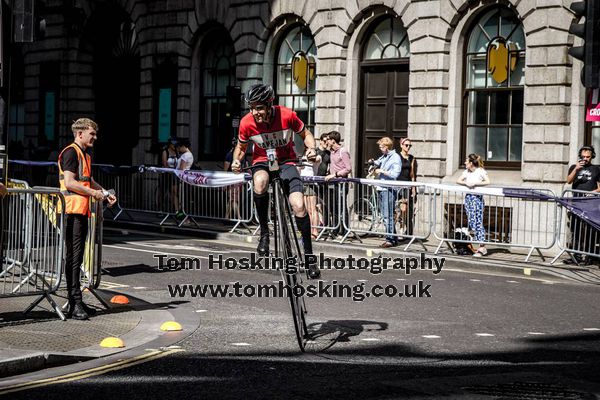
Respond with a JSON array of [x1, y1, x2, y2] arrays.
[[58, 118, 117, 320]]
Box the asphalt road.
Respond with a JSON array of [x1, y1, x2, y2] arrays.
[[5, 228, 600, 399]]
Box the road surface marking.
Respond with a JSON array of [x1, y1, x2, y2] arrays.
[[104, 244, 210, 260], [0, 349, 182, 395]]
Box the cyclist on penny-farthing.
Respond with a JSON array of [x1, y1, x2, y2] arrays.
[[231, 83, 321, 279]]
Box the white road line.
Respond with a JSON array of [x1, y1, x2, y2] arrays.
[[434, 278, 445, 281], [469, 279, 481, 282], [357, 279, 368, 282], [506, 280, 520, 283], [195, 310, 207, 313], [361, 338, 380, 342], [527, 332, 545, 335], [231, 343, 252, 346], [475, 333, 495, 337], [396, 278, 406, 281], [104, 229, 566, 284], [132, 287, 147, 290], [104, 244, 210, 259], [583, 328, 600, 331], [422, 335, 441, 339]]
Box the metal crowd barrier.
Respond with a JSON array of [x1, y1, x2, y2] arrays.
[[552, 189, 600, 265], [304, 179, 342, 240], [252, 178, 344, 239], [431, 186, 558, 262], [341, 180, 431, 250], [0, 188, 66, 318], [10, 159, 600, 267], [180, 179, 255, 230]]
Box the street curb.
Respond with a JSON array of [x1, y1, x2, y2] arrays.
[[0, 289, 200, 384]]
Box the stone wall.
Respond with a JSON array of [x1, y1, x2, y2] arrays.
[[12, 0, 584, 188]]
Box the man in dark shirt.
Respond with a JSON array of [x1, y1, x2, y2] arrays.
[[567, 147, 600, 192], [565, 146, 600, 264], [59, 118, 117, 319]]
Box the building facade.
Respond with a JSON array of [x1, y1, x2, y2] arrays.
[[3, 0, 599, 192]]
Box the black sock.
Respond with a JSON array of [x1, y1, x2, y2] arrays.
[[295, 214, 313, 255], [254, 191, 269, 235]]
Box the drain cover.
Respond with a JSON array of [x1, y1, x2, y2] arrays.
[[462, 381, 596, 399]]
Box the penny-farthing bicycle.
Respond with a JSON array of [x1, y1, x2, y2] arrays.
[[246, 155, 311, 351]]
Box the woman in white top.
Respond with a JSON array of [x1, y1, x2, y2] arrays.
[[173, 138, 194, 218], [456, 153, 490, 256]]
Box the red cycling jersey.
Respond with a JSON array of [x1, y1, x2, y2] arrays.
[[238, 105, 304, 165]]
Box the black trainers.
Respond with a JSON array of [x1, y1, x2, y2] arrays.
[[307, 264, 321, 279], [71, 302, 89, 320], [305, 255, 321, 279], [257, 234, 270, 256], [81, 302, 98, 316]]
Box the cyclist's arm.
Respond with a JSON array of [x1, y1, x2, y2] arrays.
[[298, 128, 316, 152], [231, 141, 248, 173], [232, 141, 248, 163]]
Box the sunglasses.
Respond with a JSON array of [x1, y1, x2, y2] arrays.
[[402, 143, 412, 148]]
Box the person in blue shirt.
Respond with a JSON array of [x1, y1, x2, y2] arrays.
[[369, 137, 402, 248]]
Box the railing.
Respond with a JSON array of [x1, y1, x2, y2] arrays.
[[8, 159, 600, 266], [342, 180, 431, 251], [431, 186, 558, 262], [552, 189, 600, 265], [0, 188, 66, 317]]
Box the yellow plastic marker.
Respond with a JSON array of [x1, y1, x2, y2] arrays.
[[160, 321, 183, 332], [100, 337, 125, 348], [366, 249, 373, 257], [523, 268, 532, 276]]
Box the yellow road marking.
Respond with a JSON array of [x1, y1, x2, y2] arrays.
[[0, 348, 183, 395]]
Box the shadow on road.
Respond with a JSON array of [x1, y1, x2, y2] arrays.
[[4, 330, 600, 399]]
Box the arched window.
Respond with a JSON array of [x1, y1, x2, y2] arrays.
[[199, 33, 236, 160], [463, 7, 525, 167], [275, 26, 316, 140], [363, 17, 410, 60]]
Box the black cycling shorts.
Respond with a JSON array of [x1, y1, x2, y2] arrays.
[[252, 164, 303, 194]]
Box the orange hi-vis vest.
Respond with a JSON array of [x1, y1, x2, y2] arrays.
[[58, 143, 92, 216]]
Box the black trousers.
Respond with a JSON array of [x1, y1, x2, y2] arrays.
[[398, 188, 416, 236], [65, 214, 88, 303]]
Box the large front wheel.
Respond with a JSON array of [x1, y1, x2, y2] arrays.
[[273, 181, 310, 352]]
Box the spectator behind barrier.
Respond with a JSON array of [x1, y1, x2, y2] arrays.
[[324, 130, 351, 238], [397, 137, 418, 237], [368, 136, 401, 248], [456, 153, 490, 257], [564, 145, 600, 264]]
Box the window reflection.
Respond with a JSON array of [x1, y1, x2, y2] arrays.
[[464, 7, 525, 165]]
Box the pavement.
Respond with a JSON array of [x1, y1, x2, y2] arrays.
[[0, 286, 200, 387], [1, 213, 599, 383]]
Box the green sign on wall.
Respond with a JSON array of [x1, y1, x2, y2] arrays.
[[158, 88, 172, 142]]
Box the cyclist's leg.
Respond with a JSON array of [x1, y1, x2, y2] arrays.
[[281, 165, 320, 279], [252, 167, 270, 255]]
